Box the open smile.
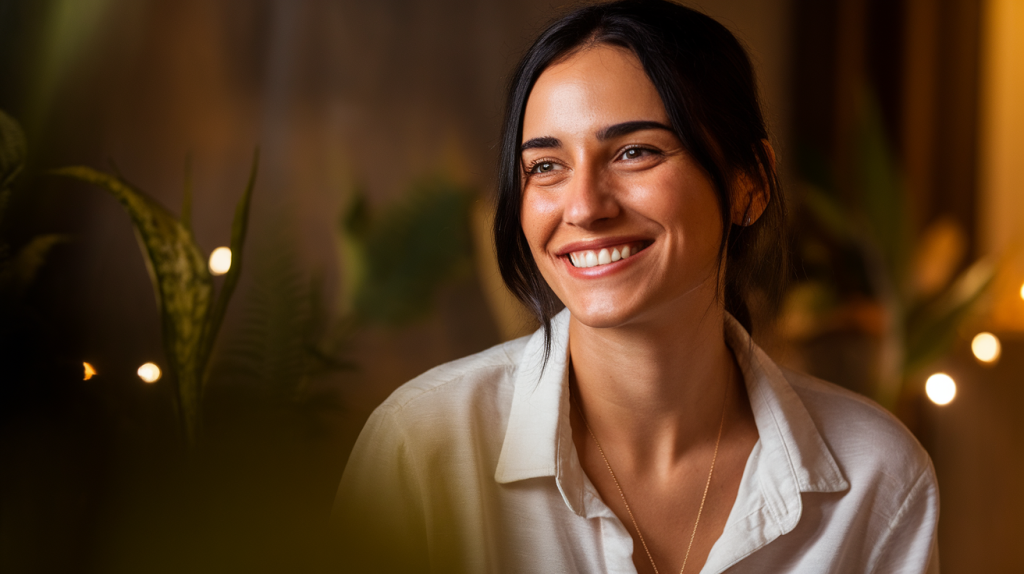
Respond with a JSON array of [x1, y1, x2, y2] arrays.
[[565, 241, 651, 268]]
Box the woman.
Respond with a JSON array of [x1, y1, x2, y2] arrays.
[[333, 1, 939, 572]]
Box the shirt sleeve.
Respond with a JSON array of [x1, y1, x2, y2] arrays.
[[868, 464, 940, 574], [331, 405, 431, 574]]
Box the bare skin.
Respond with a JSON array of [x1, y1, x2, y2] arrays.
[[519, 44, 766, 573]]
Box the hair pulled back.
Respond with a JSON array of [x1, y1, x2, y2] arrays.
[[494, 0, 786, 348]]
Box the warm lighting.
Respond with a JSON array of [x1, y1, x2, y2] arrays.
[[137, 362, 161, 383], [925, 373, 957, 405], [971, 332, 1002, 364], [1020, 282, 1024, 300], [209, 247, 232, 276], [83, 362, 96, 380]]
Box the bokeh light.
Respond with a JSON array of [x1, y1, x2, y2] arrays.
[[971, 332, 1001, 364], [209, 247, 232, 276], [925, 373, 957, 405], [137, 362, 162, 383], [1020, 281, 1024, 300], [83, 362, 96, 380]]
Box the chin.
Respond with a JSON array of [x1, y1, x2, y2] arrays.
[[564, 298, 645, 330]]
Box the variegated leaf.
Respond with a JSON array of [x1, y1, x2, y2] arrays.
[[52, 166, 212, 444], [198, 149, 258, 380]]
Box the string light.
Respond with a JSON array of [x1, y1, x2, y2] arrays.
[[137, 362, 161, 383], [971, 332, 1001, 364], [83, 362, 96, 380], [209, 247, 232, 276], [925, 373, 956, 405]]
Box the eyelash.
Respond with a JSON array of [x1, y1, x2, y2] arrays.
[[618, 145, 660, 160], [525, 158, 559, 174], [523, 145, 661, 175]]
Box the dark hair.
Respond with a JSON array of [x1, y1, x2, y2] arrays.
[[494, 0, 786, 351]]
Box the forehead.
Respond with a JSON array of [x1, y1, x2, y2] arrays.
[[522, 44, 669, 140]]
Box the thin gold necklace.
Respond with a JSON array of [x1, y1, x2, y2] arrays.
[[571, 380, 728, 574]]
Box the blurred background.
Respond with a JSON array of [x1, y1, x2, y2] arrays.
[[0, 0, 1021, 572]]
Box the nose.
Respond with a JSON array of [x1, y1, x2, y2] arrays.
[[563, 163, 620, 228]]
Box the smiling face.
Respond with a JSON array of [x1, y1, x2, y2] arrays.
[[520, 44, 727, 329]]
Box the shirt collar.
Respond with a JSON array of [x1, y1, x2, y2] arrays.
[[494, 309, 584, 508], [494, 309, 849, 526], [722, 313, 849, 533]]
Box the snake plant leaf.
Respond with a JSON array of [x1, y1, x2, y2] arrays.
[[198, 149, 258, 381], [0, 109, 28, 218], [52, 166, 212, 444], [904, 258, 995, 376]]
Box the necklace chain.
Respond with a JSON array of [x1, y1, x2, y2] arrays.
[[571, 382, 728, 574]]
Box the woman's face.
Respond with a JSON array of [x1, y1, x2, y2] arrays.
[[520, 44, 727, 329]]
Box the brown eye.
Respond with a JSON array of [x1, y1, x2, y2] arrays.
[[531, 161, 558, 174], [620, 147, 650, 160]]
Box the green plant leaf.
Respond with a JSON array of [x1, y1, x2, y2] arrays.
[[52, 166, 212, 444], [343, 177, 475, 325], [198, 149, 258, 383], [0, 109, 28, 218], [5, 234, 68, 297], [208, 216, 351, 412], [800, 183, 856, 241], [211, 231, 311, 396], [338, 189, 370, 316], [856, 92, 910, 292], [904, 258, 995, 376]]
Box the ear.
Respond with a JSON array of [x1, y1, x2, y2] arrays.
[[730, 139, 775, 226]]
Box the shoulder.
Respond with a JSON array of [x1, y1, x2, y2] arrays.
[[340, 336, 532, 486], [778, 370, 941, 570], [378, 335, 529, 412], [360, 335, 531, 447], [781, 367, 936, 497]]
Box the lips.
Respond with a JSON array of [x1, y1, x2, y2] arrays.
[[566, 241, 648, 268]]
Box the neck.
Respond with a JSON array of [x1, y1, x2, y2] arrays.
[[568, 299, 739, 470]]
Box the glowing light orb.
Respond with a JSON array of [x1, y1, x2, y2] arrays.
[[83, 362, 96, 380], [1020, 282, 1024, 300], [971, 332, 1001, 363], [209, 247, 232, 276], [137, 362, 162, 383], [925, 373, 956, 405]]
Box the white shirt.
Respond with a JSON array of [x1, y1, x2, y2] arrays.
[[333, 310, 939, 573]]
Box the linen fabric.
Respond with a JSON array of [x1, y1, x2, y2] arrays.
[[332, 309, 939, 573]]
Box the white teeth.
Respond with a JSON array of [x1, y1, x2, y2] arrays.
[[569, 243, 641, 269]]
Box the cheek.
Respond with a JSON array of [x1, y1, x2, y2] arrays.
[[629, 172, 723, 254], [519, 187, 561, 253]]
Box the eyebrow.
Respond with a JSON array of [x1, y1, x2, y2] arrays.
[[520, 136, 561, 152], [519, 121, 674, 153], [598, 120, 674, 140]]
